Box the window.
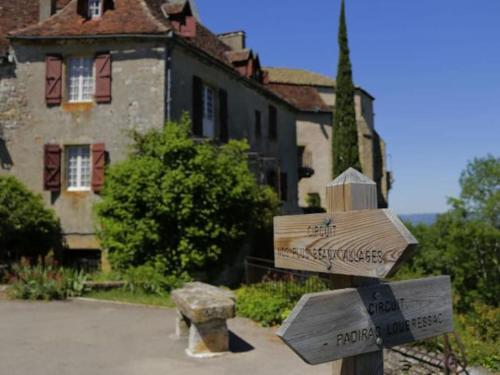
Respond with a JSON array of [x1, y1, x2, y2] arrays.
[[88, 0, 102, 18], [255, 110, 262, 139], [203, 85, 215, 137], [68, 57, 94, 103], [67, 146, 91, 191], [269, 105, 277, 140]]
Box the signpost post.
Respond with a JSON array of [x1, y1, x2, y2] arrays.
[[273, 168, 454, 375]]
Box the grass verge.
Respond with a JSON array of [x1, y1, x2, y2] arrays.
[[83, 289, 174, 308]]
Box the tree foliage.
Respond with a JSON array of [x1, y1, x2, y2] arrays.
[[397, 155, 500, 311], [95, 115, 280, 277], [332, 0, 361, 178], [0, 176, 62, 263]]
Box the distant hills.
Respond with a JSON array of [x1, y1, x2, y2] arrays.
[[399, 213, 440, 226]]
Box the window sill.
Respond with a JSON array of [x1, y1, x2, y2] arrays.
[[67, 188, 91, 193], [63, 102, 95, 112]]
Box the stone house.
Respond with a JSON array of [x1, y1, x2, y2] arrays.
[[0, 0, 300, 266], [264, 67, 391, 209]]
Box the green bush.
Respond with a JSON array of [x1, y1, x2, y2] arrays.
[[123, 263, 190, 296], [95, 115, 279, 277], [0, 176, 62, 263], [7, 255, 88, 300], [236, 278, 328, 327], [236, 285, 290, 327]]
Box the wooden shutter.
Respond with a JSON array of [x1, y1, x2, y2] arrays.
[[77, 0, 89, 18], [95, 53, 112, 103], [92, 143, 106, 193], [219, 89, 228, 142], [103, 0, 114, 12], [269, 105, 278, 140], [255, 110, 262, 138], [44, 144, 61, 191], [45, 55, 62, 106], [192, 76, 203, 137], [280, 172, 288, 202]]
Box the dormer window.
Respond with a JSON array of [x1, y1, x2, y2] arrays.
[[88, 0, 102, 18]]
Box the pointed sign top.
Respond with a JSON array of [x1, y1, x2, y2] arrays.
[[328, 168, 376, 187]]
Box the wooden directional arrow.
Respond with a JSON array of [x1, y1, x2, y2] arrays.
[[277, 276, 454, 365], [274, 208, 418, 278]]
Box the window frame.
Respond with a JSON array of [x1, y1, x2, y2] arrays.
[[66, 145, 92, 192], [67, 56, 95, 103], [88, 0, 103, 18], [202, 84, 216, 138]]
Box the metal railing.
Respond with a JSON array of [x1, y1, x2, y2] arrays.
[[243, 256, 330, 300]]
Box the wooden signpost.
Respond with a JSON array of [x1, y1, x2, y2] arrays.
[[277, 276, 454, 365], [273, 168, 454, 375], [274, 209, 417, 278]]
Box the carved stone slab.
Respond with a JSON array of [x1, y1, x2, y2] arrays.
[[274, 209, 418, 278], [277, 276, 454, 365], [171, 282, 235, 324]]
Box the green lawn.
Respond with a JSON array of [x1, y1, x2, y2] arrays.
[[84, 289, 174, 308]]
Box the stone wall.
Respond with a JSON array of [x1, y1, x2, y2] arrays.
[[3, 40, 167, 247], [0, 61, 26, 171], [296, 86, 390, 209], [170, 45, 300, 213]]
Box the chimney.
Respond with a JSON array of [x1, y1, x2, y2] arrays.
[[218, 31, 246, 51], [39, 0, 56, 22]]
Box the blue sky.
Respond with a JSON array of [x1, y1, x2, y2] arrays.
[[197, 0, 500, 214]]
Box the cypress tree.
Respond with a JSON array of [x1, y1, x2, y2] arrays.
[[332, 0, 361, 178]]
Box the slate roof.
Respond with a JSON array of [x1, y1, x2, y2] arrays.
[[266, 83, 331, 113], [264, 67, 337, 87]]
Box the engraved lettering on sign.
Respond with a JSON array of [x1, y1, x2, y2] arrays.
[[276, 247, 384, 264], [307, 217, 336, 238]]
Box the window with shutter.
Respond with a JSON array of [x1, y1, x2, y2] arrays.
[[192, 76, 203, 136], [92, 143, 106, 192], [67, 57, 94, 103], [95, 53, 112, 103], [44, 144, 62, 191], [219, 89, 228, 142], [66, 145, 91, 191], [46, 55, 63, 106]]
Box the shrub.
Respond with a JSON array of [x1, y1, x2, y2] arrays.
[[0, 176, 62, 263], [236, 277, 328, 327], [123, 263, 190, 296], [236, 285, 290, 327], [95, 115, 279, 277], [7, 255, 88, 300]]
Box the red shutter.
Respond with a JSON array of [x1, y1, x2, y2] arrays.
[[45, 55, 62, 106], [95, 53, 112, 103], [103, 0, 115, 12], [44, 144, 61, 191], [219, 89, 228, 143], [192, 76, 203, 137], [92, 143, 106, 193], [77, 0, 89, 18]]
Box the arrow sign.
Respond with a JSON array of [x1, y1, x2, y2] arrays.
[[277, 276, 453, 365], [274, 209, 418, 278]]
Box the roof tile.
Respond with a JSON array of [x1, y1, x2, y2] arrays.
[[265, 67, 336, 87], [266, 83, 331, 112]]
